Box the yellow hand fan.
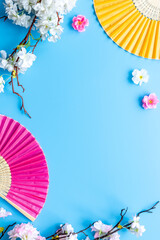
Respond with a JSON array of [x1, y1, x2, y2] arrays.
[[94, 0, 160, 59]]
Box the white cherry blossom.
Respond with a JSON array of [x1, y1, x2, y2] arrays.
[[0, 207, 12, 217], [0, 48, 36, 74], [15, 48, 36, 73], [130, 216, 145, 237], [61, 223, 74, 234], [67, 234, 78, 240], [130, 225, 146, 237], [91, 221, 112, 235], [131, 216, 140, 229], [132, 69, 149, 85], [0, 50, 14, 72], [8, 223, 45, 240], [4, 0, 77, 42]]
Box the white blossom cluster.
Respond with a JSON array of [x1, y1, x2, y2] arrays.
[[130, 216, 146, 237], [0, 48, 36, 74], [91, 221, 120, 240], [8, 223, 45, 240], [60, 223, 78, 240], [4, 0, 77, 42], [0, 0, 77, 96]]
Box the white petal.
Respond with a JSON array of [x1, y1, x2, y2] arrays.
[[132, 69, 139, 76], [0, 50, 7, 59]]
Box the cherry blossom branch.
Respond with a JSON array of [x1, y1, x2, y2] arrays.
[[10, 16, 37, 58], [0, 8, 63, 118], [0, 0, 78, 117], [47, 223, 95, 240], [46, 202, 159, 240], [95, 201, 159, 239], [6, 16, 38, 118], [0, 222, 16, 239], [5, 11, 62, 117], [94, 208, 129, 240], [106, 200, 160, 237], [0, 202, 158, 240]]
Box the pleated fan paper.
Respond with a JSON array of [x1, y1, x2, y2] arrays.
[[94, 0, 160, 59], [0, 115, 49, 221]]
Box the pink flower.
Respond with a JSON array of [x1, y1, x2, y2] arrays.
[[142, 93, 159, 109], [8, 223, 45, 240], [72, 15, 89, 32]]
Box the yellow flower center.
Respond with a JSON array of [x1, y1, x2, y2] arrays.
[[12, 70, 16, 78], [78, 21, 82, 25], [0, 227, 4, 233], [118, 225, 123, 229], [139, 75, 143, 79], [149, 100, 153, 104]]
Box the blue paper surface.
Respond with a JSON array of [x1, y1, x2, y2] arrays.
[[0, 1, 159, 239]]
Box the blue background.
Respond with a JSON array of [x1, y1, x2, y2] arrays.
[[0, 1, 159, 240]]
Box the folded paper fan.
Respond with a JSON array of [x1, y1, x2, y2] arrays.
[[0, 115, 49, 221], [94, 0, 160, 59]]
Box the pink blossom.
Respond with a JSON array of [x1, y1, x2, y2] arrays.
[[142, 93, 159, 109], [8, 223, 45, 240], [72, 15, 89, 32], [36, 237, 46, 240]]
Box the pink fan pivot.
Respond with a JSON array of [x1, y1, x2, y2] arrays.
[[0, 115, 49, 221]]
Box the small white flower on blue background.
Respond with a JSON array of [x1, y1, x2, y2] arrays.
[[132, 69, 149, 85]]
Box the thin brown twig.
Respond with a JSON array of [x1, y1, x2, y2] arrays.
[[56, 12, 61, 25], [75, 223, 95, 235], [15, 67, 25, 92], [0, 222, 16, 239], [112, 208, 128, 230], [46, 223, 95, 240], [82, 232, 88, 237], [32, 39, 41, 53], [0, 16, 8, 21], [46, 226, 63, 239], [137, 201, 159, 217], [11, 75, 31, 118]]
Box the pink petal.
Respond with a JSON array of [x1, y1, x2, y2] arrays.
[[142, 96, 148, 104], [94, 232, 99, 238], [72, 15, 89, 32], [142, 103, 148, 109]]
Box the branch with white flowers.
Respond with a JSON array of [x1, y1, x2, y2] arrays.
[[0, 0, 77, 117], [45, 202, 159, 240], [0, 202, 159, 240]]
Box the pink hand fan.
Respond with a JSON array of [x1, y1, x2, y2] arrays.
[[0, 115, 49, 221]]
